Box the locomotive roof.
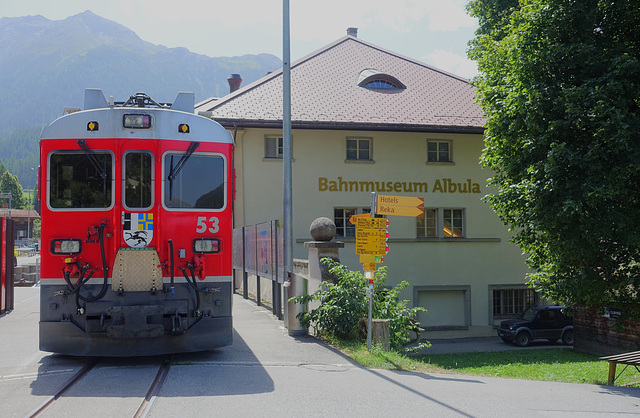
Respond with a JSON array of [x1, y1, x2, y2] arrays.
[[41, 89, 233, 144]]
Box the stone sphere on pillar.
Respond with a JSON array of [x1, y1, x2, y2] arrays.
[[309, 217, 336, 241]]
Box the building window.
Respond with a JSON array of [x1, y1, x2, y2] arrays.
[[443, 209, 464, 238], [346, 137, 372, 161], [357, 69, 406, 91], [416, 208, 437, 237], [417, 208, 464, 238], [265, 136, 283, 159], [427, 140, 452, 163], [334, 207, 371, 237], [492, 287, 539, 320], [362, 80, 400, 89]]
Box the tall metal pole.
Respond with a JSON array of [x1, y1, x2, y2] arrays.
[[367, 192, 377, 350], [283, 0, 294, 333]]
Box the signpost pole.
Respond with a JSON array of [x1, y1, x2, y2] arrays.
[[367, 192, 376, 351]]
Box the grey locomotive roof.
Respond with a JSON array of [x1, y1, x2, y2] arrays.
[[42, 89, 233, 143]]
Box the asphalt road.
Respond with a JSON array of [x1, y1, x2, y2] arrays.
[[1, 287, 639, 417]]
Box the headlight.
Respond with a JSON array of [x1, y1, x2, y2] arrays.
[[193, 238, 221, 253], [51, 239, 82, 254], [123, 114, 152, 129]]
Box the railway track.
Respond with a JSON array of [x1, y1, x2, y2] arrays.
[[25, 357, 172, 418]]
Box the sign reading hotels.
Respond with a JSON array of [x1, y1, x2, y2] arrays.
[[353, 194, 424, 271], [375, 195, 424, 217]]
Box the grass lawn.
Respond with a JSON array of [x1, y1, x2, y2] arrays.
[[335, 342, 640, 387]]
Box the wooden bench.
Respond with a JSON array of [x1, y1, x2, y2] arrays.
[[600, 351, 640, 385]]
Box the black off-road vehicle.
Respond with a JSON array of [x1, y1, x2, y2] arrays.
[[497, 306, 573, 347]]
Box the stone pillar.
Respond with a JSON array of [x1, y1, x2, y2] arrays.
[[285, 217, 344, 336], [304, 217, 344, 289]]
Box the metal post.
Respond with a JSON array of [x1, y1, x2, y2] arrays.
[[283, 0, 295, 334], [0, 193, 12, 220], [367, 192, 377, 350], [242, 227, 248, 299], [274, 220, 283, 320], [257, 274, 261, 306], [27, 191, 31, 239]]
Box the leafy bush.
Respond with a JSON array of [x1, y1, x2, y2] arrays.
[[290, 258, 428, 351]]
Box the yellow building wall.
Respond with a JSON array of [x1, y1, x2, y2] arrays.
[[233, 127, 531, 338]]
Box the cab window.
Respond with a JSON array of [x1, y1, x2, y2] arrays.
[[124, 152, 153, 209], [164, 153, 225, 209], [49, 152, 113, 209]]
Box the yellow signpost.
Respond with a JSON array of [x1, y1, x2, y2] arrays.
[[356, 228, 386, 240], [355, 218, 388, 256], [362, 263, 377, 272], [349, 213, 371, 225], [356, 217, 387, 229], [359, 254, 383, 263], [355, 240, 387, 255], [375, 194, 424, 217]]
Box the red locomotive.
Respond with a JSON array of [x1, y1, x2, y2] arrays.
[[39, 89, 234, 356]]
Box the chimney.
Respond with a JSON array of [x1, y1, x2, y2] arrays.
[[227, 74, 242, 94], [347, 27, 358, 38]]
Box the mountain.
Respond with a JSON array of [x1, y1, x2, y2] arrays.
[[0, 11, 282, 188]]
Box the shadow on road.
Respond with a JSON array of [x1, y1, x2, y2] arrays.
[[30, 329, 274, 398]]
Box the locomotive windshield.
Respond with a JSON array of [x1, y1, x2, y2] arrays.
[[125, 152, 153, 209], [49, 152, 113, 208], [164, 153, 225, 209]]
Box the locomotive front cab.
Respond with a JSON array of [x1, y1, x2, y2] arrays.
[[39, 90, 234, 356]]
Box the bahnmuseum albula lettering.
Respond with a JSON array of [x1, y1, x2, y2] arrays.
[[318, 177, 482, 194]]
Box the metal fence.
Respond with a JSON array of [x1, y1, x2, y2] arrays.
[[233, 220, 285, 319]]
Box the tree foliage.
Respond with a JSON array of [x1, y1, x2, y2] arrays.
[[0, 171, 27, 209], [467, 1, 640, 316], [0, 126, 40, 189]]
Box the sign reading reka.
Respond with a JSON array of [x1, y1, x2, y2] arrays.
[[318, 177, 482, 194]]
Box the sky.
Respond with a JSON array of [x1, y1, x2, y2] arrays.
[[0, 0, 479, 79]]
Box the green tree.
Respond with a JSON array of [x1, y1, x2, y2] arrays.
[[32, 219, 41, 239], [467, 1, 640, 317], [0, 171, 27, 209]]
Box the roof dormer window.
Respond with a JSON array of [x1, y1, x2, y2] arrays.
[[357, 69, 406, 91]]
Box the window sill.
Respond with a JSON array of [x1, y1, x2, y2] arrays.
[[416, 237, 501, 243], [425, 161, 455, 166], [344, 159, 375, 164], [263, 157, 295, 162], [422, 325, 469, 331], [298, 237, 501, 243]]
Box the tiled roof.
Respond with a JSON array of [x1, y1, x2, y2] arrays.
[[196, 35, 485, 133], [0, 209, 40, 219]]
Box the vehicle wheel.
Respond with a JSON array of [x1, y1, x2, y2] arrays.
[[515, 332, 532, 347], [547, 338, 558, 343], [562, 330, 574, 346]]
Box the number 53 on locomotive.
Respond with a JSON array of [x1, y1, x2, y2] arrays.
[[38, 89, 234, 356]]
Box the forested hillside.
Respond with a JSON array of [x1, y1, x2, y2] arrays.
[[0, 127, 41, 189], [0, 11, 282, 188]]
